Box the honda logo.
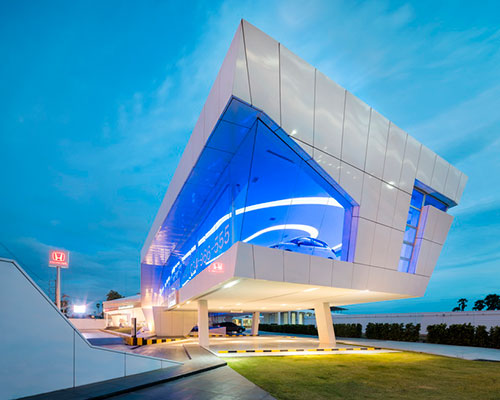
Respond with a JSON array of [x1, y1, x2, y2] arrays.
[[52, 252, 65, 262], [49, 249, 70, 268]]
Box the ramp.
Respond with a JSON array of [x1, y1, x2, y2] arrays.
[[0, 258, 179, 399]]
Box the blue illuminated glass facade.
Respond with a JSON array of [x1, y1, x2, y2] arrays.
[[143, 98, 357, 305], [398, 186, 448, 274]]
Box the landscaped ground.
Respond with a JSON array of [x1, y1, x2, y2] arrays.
[[226, 352, 500, 400]]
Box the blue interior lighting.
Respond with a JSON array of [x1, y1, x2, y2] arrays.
[[142, 98, 358, 304]]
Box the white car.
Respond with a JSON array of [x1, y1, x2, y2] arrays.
[[271, 237, 339, 259]]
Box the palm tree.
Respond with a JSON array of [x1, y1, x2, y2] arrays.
[[457, 298, 468, 311]]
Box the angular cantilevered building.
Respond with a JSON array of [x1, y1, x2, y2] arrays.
[[139, 20, 467, 345]]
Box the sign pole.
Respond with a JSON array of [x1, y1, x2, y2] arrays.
[[56, 266, 61, 310], [49, 249, 69, 311]]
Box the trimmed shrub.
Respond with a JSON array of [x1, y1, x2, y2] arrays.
[[258, 323, 362, 338], [334, 323, 363, 338], [489, 326, 500, 349], [365, 323, 420, 342], [426, 324, 500, 348], [427, 323, 447, 344], [404, 323, 421, 342], [474, 325, 489, 348], [259, 323, 318, 335], [448, 323, 475, 346]]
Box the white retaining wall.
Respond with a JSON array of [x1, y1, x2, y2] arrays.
[[69, 318, 106, 330], [0, 258, 179, 400], [332, 311, 500, 332]]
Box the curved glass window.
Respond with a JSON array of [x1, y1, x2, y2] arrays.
[[142, 98, 357, 305]]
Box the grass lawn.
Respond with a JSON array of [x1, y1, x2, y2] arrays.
[[226, 352, 500, 400]]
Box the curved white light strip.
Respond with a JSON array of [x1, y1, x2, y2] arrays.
[[242, 224, 319, 243], [332, 243, 342, 251], [163, 196, 342, 263], [235, 196, 341, 216]]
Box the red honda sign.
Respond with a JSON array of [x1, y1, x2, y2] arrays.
[[49, 249, 70, 268], [208, 262, 224, 273]]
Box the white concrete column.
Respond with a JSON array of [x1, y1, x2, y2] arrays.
[[197, 299, 209, 347], [314, 302, 336, 346], [277, 312, 281, 325], [251, 312, 260, 336]]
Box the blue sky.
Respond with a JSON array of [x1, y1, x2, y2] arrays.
[[1, 0, 499, 314]]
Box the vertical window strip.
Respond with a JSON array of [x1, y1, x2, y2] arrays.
[[399, 188, 448, 273], [399, 188, 424, 273]]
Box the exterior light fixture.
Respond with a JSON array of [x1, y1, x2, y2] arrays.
[[303, 287, 319, 292], [223, 280, 239, 289], [73, 305, 86, 314]]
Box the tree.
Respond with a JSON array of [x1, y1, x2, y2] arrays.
[[106, 290, 124, 301], [472, 299, 486, 311], [96, 302, 102, 317], [61, 294, 70, 316], [452, 306, 460, 312], [484, 294, 500, 310], [457, 298, 468, 311]]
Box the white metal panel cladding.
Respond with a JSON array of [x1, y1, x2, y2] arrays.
[[383, 123, 407, 188], [314, 70, 345, 158], [431, 155, 450, 194], [359, 173, 382, 221], [280, 44, 315, 146], [416, 145, 437, 189], [241, 20, 281, 124], [364, 109, 389, 179], [399, 135, 421, 194], [313, 150, 341, 183], [341, 92, 371, 170], [443, 165, 461, 201], [141, 20, 466, 302]]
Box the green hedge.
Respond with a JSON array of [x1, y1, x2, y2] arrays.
[[259, 323, 317, 335], [426, 324, 500, 348], [259, 323, 362, 338], [365, 323, 421, 342], [334, 323, 363, 338], [259, 322, 500, 348]]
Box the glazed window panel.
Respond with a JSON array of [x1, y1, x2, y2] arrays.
[[399, 186, 449, 273]]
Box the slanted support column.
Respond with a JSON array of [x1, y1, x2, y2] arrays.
[[251, 312, 260, 336], [197, 300, 209, 347], [314, 302, 336, 346]]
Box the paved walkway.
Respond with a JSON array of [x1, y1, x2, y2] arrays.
[[206, 334, 391, 357], [337, 337, 500, 361], [81, 329, 125, 346], [26, 344, 226, 399], [111, 365, 274, 399]]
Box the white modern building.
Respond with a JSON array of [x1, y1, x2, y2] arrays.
[[138, 20, 467, 346], [103, 295, 146, 328]]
